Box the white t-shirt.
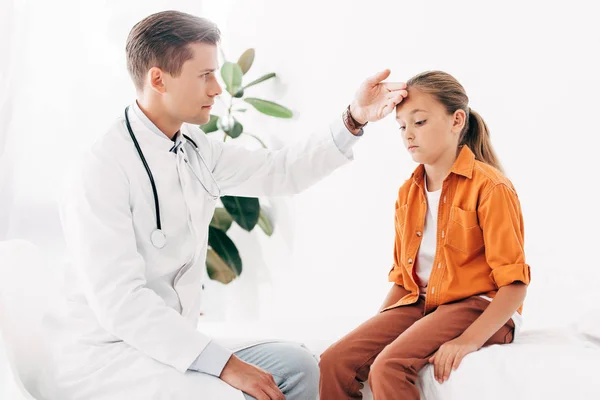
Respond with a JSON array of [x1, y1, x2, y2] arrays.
[[416, 174, 522, 337]]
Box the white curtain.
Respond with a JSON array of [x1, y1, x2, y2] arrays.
[[0, 0, 22, 240]]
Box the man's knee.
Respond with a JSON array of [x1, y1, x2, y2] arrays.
[[280, 344, 319, 399]]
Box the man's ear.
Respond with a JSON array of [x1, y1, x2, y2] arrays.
[[147, 67, 166, 94]]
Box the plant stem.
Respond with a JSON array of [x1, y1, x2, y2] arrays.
[[243, 132, 267, 149]]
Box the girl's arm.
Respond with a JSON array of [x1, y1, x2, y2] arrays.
[[431, 183, 531, 383], [461, 282, 526, 347], [463, 182, 531, 346]]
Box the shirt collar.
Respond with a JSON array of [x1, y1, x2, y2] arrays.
[[412, 145, 476, 186], [132, 101, 181, 143]]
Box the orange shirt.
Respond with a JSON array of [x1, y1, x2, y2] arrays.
[[386, 145, 531, 314]]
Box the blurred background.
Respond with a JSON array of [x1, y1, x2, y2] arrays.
[[1, 0, 599, 395]]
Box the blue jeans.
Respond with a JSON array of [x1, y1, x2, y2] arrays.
[[235, 342, 319, 400]]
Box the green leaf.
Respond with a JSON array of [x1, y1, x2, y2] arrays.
[[244, 98, 293, 119], [221, 62, 243, 95], [221, 196, 260, 231], [200, 114, 220, 133], [237, 48, 255, 75], [206, 248, 237, 284], [258, 208, 274, 236], [233, 88, 244, 98], [225, 119, 244, 139], [233, 108, 248, 113], [243, 73, 276, 90], [208, 227, 242, 276], [210, 208, 233, 231]]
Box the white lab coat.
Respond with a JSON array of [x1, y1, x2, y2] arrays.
[[43, 106, 354, 400]]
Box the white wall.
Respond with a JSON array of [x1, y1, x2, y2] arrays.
[[2, 0, 599, 336], [204, 0, 600, 331]]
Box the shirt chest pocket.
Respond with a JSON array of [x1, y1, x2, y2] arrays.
[[445, 206, 484, 254]]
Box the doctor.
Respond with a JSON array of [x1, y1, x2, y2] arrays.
[[48, 10, 407, 400]]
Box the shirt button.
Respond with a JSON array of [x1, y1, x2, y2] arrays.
[[408, 258, 413, 264], [443, 196, 447, 203], [416, 231, 422, 237], [431, 287, 435, 294], [441, 231, 445, 238]]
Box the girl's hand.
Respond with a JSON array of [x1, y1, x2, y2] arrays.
[[429, 335, 480, 383]]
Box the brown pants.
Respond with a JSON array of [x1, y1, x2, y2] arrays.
[[319, 290, 515, 400]]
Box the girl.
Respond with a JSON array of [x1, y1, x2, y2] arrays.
[[319, 71, 531, 400]]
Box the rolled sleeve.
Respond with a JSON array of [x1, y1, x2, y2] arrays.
[[490, 262, 531, 288], [388, 263, 404, 285], [478, 183, 531, 289], [330, 115, 363, 160], [188, 340, 233, 377]]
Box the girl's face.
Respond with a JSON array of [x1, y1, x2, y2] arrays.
[[395, 88, 466, 166]]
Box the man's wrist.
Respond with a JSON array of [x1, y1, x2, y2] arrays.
[[343, 104, 367, 135], [219, 354, 238, 378], [349, 103, 367, 125]]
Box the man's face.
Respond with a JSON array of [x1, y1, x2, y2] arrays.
[[160, 42, 222, 125]]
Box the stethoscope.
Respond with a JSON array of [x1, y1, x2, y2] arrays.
[[124, 106, 222, 249]]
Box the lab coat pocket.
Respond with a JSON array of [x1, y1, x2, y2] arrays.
[[445, 206, 484, 255], [174, 262, 204, 317]]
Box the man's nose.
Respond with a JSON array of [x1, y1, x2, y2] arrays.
[[210, 81, 223, 97]]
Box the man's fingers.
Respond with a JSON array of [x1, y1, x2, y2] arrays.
[[367, 69, 391, 86], [381, 101, 396, 119], [259, 374, 283, 400], [252, 390, 269, 400], [262, 383, 284, 400], [383, 82, 407, 92], [387, 91, 407, 105]]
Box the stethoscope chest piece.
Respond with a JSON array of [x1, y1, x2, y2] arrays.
[[150, 229, 167, 249]]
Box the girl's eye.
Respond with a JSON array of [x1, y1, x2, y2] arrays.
[[399, 126, 406, 131], [416, 120, 427, 126]]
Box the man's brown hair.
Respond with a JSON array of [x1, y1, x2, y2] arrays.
[[125, 10, 220, 91]]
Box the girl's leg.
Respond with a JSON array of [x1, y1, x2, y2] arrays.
[[368, 296, 514, 400], [319, 293, 424, 399]]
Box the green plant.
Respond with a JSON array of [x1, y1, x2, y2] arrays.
[[201, 48, 293, 284]]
